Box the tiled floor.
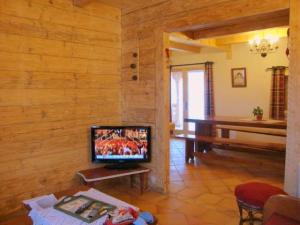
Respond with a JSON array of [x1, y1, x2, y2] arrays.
[[100, 139, 285, 225]]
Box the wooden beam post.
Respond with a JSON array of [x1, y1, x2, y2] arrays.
[[191, 9, 289, 40], [169, 41, 201, 53], [284, 0, 300, 197]]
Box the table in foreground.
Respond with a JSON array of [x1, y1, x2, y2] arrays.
[[4, 186, 157, 225], [0, 186, 89, 225], [77, 166, 151, 194]]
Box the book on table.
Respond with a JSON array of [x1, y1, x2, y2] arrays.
[[54, 195, 116, 223]]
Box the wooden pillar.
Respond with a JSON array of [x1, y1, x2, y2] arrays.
[[156, 31, 170, 193], [284, 0, 300, 196]]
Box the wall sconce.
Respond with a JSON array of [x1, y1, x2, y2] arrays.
[[249, 35, 279, 57]]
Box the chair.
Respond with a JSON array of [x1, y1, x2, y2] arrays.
[[263, 194, 300, 225]]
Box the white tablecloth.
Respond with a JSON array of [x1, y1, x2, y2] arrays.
[[26, 188, 138, 225]]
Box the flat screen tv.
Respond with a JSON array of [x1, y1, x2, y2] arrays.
[[91, 126, 151, 166]]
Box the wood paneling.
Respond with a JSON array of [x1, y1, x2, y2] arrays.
[[97, 0, 168, 14], [1, 0, 297, 218], [0, 0, 121, 216]]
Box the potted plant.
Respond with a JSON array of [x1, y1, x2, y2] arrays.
[[253, 106, 263, 120]]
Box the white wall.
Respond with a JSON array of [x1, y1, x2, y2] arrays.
[[171, 38, 289, 142]]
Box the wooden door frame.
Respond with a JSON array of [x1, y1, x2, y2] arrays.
[[159, 8, 291, 193]]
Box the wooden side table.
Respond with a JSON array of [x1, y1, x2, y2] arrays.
[[77, 166, 150, 194]]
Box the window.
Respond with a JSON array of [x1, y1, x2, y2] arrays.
[[171, 69, 205, 134]]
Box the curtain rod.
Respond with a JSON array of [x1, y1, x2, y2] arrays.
[[170, 61, 214, 68], [266, 66, 289, 71]]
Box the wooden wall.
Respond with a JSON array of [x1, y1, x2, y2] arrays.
[[0, 0, 121, 216], [1, 0, 297, 217], [121, 0, 290, 191]]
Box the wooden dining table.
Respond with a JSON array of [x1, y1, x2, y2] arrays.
[[185, 116, 287, 130], [183, 116, 287, 157]]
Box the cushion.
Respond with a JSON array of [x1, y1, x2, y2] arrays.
[[235, 182, 286, 208], [265, 213, 300, 225]]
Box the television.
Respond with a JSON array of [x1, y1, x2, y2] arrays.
[[91, 126, 151, 168]]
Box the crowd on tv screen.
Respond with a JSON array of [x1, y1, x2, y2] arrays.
[[95, 129, 148, 156]]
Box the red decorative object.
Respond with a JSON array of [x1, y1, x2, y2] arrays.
[[235, 182, 286, 208], [104, 208, 139, 225]]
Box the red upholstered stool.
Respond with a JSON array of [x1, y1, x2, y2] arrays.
[[234, 182, 286, 225]]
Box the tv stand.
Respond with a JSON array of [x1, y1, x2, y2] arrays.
[[77, 165, 150, 194], [104, 163, 139, 170]]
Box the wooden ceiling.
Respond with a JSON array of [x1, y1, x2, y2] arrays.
[[91, 0, 168, 13]]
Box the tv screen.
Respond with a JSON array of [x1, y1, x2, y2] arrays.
[[91, 126, 151, 163]]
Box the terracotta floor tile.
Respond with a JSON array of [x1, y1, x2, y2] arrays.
[[177, 187, 207, 199], [196, 209, 235, 225], [176, 202, 208, 218], [155, 212, 189, 225], [195, 193, 224, 206], [95, 139, 284, 225], [217, 197, 238, 211], [184, 180, 207, 188], [135, 191, 167, 203], [157, 197, 188, 210], [167, 181, 186, 193], [186, 215, 216, 225], [221, 177, 243, 186], [207, 185, 231, 194]]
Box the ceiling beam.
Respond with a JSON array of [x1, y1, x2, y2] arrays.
[[165, 1, 289, 33], [73, 0, 94, 7], [169, 41, 201, 53], [170, 33, 231, 55], [190, 9, 289, 40], [215, 27, 288, 46]]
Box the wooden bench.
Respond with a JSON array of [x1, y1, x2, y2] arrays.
[[217, 125, 287, 137], [197, 136, 286, 152], [175, 134, 286, 163]]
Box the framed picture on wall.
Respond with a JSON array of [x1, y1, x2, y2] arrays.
[[231, 67, 247, 87]]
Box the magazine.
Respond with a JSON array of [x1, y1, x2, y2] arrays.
[[54, 195, 116, 223]]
